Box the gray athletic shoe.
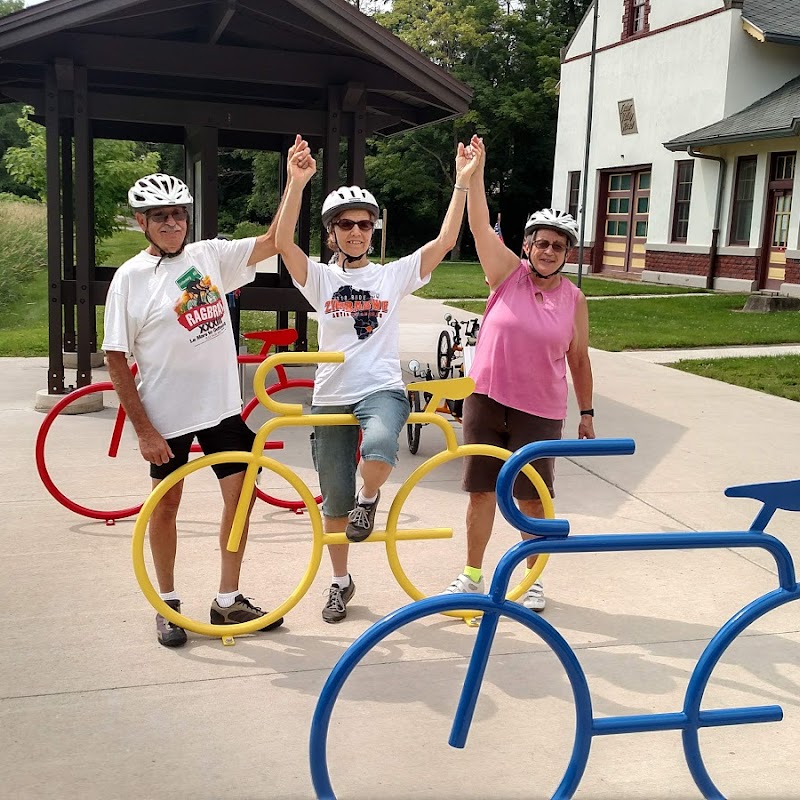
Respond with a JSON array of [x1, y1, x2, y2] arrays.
[[345, 491, 380, 542], [322, 578, 356, 623], [156, 598, 187, 648], [210, 594, 284, 631]]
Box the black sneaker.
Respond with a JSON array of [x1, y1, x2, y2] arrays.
[[156, 598, 188, 648], [322, 578, 356, 624], [345, 490, 380, 542], [210, 594, 284, 631]]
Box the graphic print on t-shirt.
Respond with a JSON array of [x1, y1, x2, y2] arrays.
[[325, 285, 389, 340], [173, 266, 225, 345]]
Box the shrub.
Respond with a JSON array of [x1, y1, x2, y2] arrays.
[[0, 198, 46, 309], [230, 220, 264, 239]]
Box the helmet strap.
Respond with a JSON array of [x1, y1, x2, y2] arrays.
[[143, 218, 190, 268], [332, 228, 370, 269], [528, 261, 565, 280]]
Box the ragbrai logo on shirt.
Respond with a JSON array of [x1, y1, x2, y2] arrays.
[[173, 266, 225, 337], [326, 285, 389, 340]]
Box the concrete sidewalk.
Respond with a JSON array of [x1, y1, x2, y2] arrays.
[[2, 294, 800, 799]]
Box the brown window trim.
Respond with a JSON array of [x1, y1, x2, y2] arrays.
[[622, 0, 651, 40], [671, 160, 694, 243], [728, 155, 758, 246], [567, 171, 581, 220]]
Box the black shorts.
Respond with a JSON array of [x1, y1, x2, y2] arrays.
[[150, 414, 256, 481], [461, 393, 563, 500]]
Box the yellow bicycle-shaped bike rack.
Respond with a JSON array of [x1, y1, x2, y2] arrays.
[[132, 352, 554, 641]]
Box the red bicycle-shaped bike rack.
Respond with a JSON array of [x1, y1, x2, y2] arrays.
[[35, 329, 320, 522]]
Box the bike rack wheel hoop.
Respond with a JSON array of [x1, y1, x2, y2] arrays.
[[384, 441, 552, 622], [132, 449, 324, 640], [395, 376, 554, 620], [309, 594, 594, 800], [35, 381, 143, 522]]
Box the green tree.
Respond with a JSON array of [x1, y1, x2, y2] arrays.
[[3, 107, 160, 242], [370, 0, 500, 257], [0, 1, 31, 197], [366, 0, 592, 256], [0, 1, 23, 16]]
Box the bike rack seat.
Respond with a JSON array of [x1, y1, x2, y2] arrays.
[[406, 376, 475, 414], [725, 479, 800, 531], [243, 328, 298, 353]]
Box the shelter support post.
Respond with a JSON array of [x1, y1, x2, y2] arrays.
[[73, 64, 95, 388], [45, 65, 64, 394]]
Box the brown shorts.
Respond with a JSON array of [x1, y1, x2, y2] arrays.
[[461, 393, 563, 499]]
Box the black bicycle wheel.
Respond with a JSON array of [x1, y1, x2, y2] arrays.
[[406, 390, 422, 454], [437, 330, 452, 378]]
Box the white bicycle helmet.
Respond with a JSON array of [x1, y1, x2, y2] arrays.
[[321, 185, 379, 228], [524, 208, 579, 247], [128, 173, 193, 211]]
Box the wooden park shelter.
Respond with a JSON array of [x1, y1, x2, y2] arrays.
[[0, 0, 471, 394]]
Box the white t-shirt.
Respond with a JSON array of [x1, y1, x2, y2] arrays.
[[102, 238, 256, 438], [294, 250, 429, 405]]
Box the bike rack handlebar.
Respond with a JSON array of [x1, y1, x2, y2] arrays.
[[496, 438, 636, 537], [252, 352, 343, 415]]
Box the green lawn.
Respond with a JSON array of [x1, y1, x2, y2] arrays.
[[449, 294, 800, 352], [415, 261, 704, 299], [671, 355, 800, 402], [101, 228, 144, 266]]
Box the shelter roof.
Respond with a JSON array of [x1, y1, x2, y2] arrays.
[[664, 74, 800, 151], [0, 0, 471, 139]]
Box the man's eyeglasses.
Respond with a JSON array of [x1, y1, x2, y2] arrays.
[[532, 238, 567, 254], [147, 208, 188, 224], [333, 219, 375, 232]]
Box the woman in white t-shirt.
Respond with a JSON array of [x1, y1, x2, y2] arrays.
[[275, 136, 479, 623]]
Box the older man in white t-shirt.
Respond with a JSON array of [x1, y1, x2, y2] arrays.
[[102, 156, 304, 646]]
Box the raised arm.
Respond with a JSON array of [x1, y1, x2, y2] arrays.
[[566, 293, 595, 440], [466, 136, 520, 290], [247, 134, 304, 267], [418, 139, 481, 278], [273, 136, 316, 287]]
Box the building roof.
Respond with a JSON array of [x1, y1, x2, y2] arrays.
[[0, 0, 471, 139], [664, 74, 800, 151], [741, 0, 800, 46]]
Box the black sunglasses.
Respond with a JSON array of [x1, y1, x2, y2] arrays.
[[333, 219, 375, 232]]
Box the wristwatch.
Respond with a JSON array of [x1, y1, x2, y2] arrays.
[[579, 409, 594, 417]]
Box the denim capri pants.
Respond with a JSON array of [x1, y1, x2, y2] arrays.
[[310, 388, 409, 519]]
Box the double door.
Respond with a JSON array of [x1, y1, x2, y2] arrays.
[[599, 168, 651, 275]]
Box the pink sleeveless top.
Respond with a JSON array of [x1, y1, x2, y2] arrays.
[[470, 263, 581, 420]]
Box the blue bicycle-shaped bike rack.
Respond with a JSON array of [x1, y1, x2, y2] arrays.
[[310, 437, 800, 798]]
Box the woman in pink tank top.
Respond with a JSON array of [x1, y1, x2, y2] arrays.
[[443, 136, 596, 613]]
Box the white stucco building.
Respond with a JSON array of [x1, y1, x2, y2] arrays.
[[553, 0, 800, 295]]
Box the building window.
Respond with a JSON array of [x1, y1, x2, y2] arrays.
[[772, 152, 796, 182], [729, 156, 757, 245], [671, 160, 694, 242], [567, 171, 581, 220], [632, 0, 646, 32], [623, 0, 649, 38]]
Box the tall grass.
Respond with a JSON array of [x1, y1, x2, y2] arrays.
[[0, 199, 47, 310]]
